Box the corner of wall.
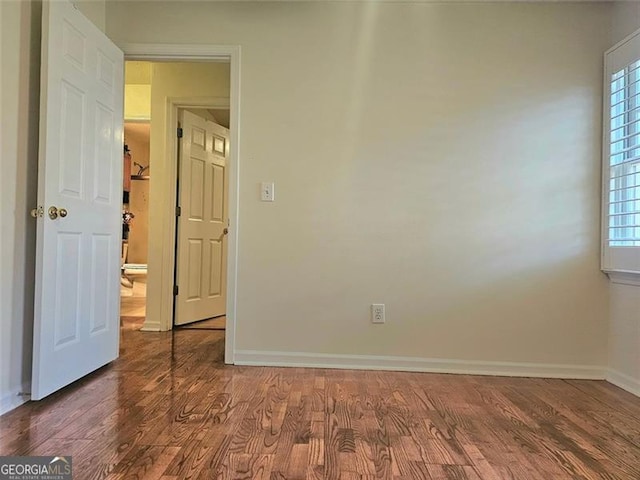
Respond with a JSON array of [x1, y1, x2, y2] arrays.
[[606, 368, 640, 397], [0, 384, 30, 416]]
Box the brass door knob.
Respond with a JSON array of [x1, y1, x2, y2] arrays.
[[223, 227, 229, 235], [48, 206, 67, 220], [30, 206, 43, 218]]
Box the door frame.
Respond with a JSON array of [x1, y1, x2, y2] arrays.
[[122, 44, 240, 364]]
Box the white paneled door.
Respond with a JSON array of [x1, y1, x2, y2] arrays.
[[175, 110, 229, 326], [31, 1, 124, 400]]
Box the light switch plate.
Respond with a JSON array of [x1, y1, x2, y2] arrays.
[[261, 182, 275, 202]]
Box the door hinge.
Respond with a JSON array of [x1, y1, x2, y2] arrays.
[[176, 206, 181, 217], [174, 285, 179, 296], [177, 127, 183, 138]]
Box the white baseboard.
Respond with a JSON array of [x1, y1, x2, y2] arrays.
[[234, 350, 605, 380], [0, 383, 30, 416], [606, 369, 640, 397], [140, 320, 161, 332]]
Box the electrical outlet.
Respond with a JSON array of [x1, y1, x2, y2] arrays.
[[371, 304, 385, 324]]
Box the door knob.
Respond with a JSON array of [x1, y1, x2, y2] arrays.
[[223, 227, 229, 235], [48, 206, 67, 220], [30, 206, 43, 218], [48, 206, 58, 220]]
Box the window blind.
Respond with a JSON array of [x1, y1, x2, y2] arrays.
[[608, 61, 640, 247]]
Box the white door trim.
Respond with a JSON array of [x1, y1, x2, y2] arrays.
[[122, 44, 240, 365]]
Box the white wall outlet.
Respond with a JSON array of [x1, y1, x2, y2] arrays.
[[261, 182, 275, 202], [371, 304, 385, 324]]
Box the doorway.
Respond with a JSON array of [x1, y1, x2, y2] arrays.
[[119, 58, 235, 345]]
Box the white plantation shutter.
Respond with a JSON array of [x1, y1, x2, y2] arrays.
[[608, 64, 640, 246], [603, 30, 640, 273]]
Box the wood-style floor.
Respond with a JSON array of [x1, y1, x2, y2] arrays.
[[177, 316, 226, 330], [1, 322, 640, 479], [120, 277, 147, 318]]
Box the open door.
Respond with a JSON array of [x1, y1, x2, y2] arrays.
[[174, 110, 229, 326], [31, 0, 124, 400]]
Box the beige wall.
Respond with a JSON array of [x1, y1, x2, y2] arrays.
[[107, 2, 612, 369], [74, 0, 105, 31], [124, 85, 151, 120], [125, 61, 151, 120], [0, 0, 106, 413], [145, 62, 230, 328], [608, 2, 640, 394]]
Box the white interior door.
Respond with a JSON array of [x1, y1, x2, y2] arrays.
[[31, 0, 124, 400], [175, 110, 229, 326]]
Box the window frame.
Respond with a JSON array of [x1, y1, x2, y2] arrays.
[[602, 27, 640, 276]]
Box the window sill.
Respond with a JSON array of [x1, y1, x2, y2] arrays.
[[605, 270, 640, 286]]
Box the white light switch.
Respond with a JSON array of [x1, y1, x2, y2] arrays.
[[261, 182, 275, 202]]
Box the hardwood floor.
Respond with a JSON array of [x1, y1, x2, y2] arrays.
[[177, 316, 226, 330], [2, 323, 640, 479], [120, 277, 147, 318]]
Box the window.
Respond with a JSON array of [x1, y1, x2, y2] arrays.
[[603, 30, 640, 273]]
